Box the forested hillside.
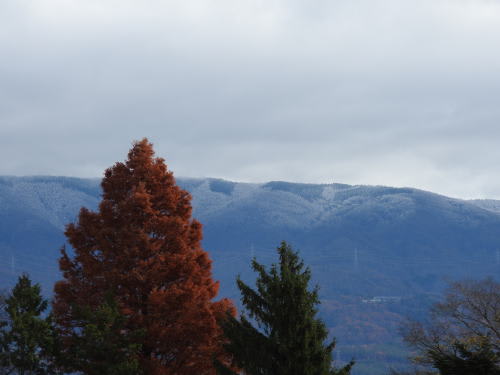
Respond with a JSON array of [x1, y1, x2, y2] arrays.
[[1, 176, 499, 374]]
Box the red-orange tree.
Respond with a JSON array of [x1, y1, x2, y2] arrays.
[[53, 139, 235, 374]]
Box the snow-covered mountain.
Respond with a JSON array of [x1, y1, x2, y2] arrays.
[[468, 198, 500, 214], [1, 175, 499, 294], [1, 175, 499, 374]]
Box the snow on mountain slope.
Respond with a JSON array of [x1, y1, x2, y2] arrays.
[[1, 175, 499, 298], [2, 176, 500, 375], [3, 175, 497, 238], [0, 176, 100, 230], [469, 198, 500, 214]]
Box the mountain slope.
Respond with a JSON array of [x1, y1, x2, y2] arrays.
[[1, 175, 499, 301], [1, 176, 499, 374]]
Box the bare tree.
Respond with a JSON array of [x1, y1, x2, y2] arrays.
[[401, 278, 500, 373]]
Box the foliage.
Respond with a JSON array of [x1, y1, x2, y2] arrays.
[[0, 274, 56, 375], [429, 341, 499, 375], [402, 278, 500, 374], [217, 241, 353, 375], [58, 293, 143, 375], [0, 291, 6, 324], [388, 369, 437, 375], [53, 138, 235, 374]]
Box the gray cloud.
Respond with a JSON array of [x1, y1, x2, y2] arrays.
[[1, 0, 500, 198]]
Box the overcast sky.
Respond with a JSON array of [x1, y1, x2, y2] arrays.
[[1, 0, 500, 199]]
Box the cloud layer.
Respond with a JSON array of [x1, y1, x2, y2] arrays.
[[1, 0, 500, 198]]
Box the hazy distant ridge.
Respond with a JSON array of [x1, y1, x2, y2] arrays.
[[2, 175, 500, 374], [1, 175, 499, 295]]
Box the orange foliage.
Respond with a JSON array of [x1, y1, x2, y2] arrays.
[[53, 139, 235, 374]]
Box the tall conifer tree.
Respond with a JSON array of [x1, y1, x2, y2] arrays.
[[0, 274, 56, 375], [217, 241, 353, 375], [53, 139, 234, 374]]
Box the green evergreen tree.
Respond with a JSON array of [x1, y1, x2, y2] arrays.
[[0, 289, 8, 375], [0, 290, 7, 322], [217, 241, 353, 375], [0, 274, 55, 375], [59, 293, 144, 375]]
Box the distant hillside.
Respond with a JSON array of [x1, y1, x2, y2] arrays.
[[1, 176, 499, 374]]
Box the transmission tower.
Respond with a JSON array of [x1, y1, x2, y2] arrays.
[[354, 248, 359, 272]]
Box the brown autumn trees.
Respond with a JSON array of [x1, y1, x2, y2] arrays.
[[401, 278, 500, 374], [53, 139, 235, 374]]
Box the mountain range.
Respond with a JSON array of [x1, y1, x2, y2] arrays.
[[1, 175, 499, 374]]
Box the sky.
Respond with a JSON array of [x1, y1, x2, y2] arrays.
[[1, 0, 500, 199]]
